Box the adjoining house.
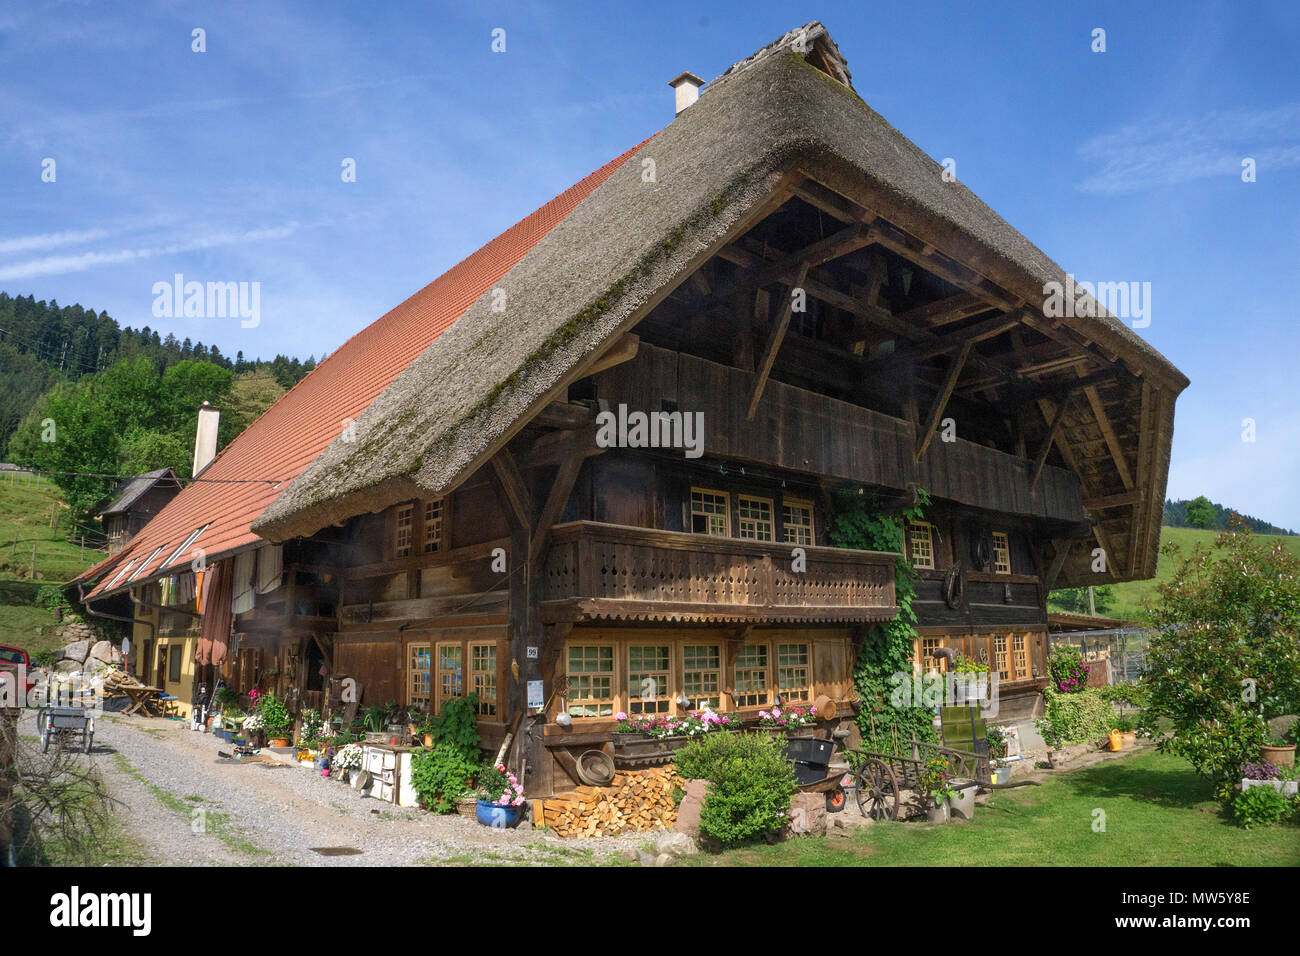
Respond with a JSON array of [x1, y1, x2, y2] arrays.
[[98, 468, 182, 556], [75, 23, 1187, 794]]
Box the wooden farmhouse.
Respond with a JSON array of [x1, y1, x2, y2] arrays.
[[76, 23, 1187, 795]]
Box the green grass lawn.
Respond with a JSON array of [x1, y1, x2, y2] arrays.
[[1052, 526, 1300, 622], [0, 471, 102, 584], [683, 749, 1300, 867]]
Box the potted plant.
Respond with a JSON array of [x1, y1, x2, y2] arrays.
[[756, 704, 817, 737], [332, 742, 362, 785], [475, 763, 526, 828], [1261, 737, 1296, 768], [917, 755, 954, 823], [241, 712, 266, 748], [1113, 714, 1138, 749], [1036, 719, 1068, 768], [951, 657, 991, 705], [257, 694, 292, 747]]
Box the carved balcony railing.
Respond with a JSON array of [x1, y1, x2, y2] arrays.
[[540, 521, 899, 625]]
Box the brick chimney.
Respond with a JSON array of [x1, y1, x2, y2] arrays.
[[192, 402, 220, 476]]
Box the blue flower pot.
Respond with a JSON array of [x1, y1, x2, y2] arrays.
[[475, 798, 524, 829]]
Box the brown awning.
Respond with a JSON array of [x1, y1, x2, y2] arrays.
[[196, 560, 233, 665]]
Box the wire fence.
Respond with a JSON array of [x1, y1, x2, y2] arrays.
[[1046, 627, 1151, 685]]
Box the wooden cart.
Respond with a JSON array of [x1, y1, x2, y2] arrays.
[[847, 738, 987, 821]]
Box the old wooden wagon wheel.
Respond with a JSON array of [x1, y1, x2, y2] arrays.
[[855, 757, 899, 821]]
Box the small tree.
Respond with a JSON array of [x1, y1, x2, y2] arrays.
[[1183, 495, 1217, 530], [1140, 524, 1300, 782]]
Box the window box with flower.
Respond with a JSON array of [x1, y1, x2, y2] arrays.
[[611, 709, 736, 765], [756, 704, 818, 737]]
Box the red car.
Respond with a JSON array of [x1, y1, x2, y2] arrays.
[[0, 644, 36, 705]]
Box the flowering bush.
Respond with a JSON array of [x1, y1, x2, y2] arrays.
[[298, 707, 324, 747], [247, 688, 262, 709], [478, 764, 525, 807], [756, 704, 816, 729], [332, 742, 362, 771], [1048, 646, 1090, 694], [614, 709, 735, 738]]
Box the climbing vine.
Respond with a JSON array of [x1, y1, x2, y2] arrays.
[[829, 487, 936, 752]]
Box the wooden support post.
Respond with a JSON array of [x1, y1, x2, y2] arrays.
[[490, 450, 534, 534], [746, 261, 810, 421], [1043, 539, 1071, 593], [915, 339, 973, 461], [1029, 395, 1071, 492], [528, 451, 585, 568]]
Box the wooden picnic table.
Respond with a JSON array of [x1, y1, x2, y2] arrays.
[[121, 684, 165, 717]]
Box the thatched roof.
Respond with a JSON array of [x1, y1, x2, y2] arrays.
[[255, 22, 1186, 579]]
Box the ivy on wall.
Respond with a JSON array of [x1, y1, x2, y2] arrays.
[[829, 487, 936, 752]]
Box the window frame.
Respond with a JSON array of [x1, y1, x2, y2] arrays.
[[167, 644, 183, 683], [908, 521, 936, 570], [681, 642, 723, 711], [469, 642, 498, 717], [434, 641, 465, 713], [781, 497, 815, 546], [736, 494, 775, 542], [627, 643, 673, 715], [393, 502, 415, 558], [689, 487, 730, 537], [566, 642, 618, 719], [992, 531, 1011, 575], [733, 642, 771, 709], [423, 498, 446, 554], [408, 643, 432, 711], [775, 642, 812, 703]]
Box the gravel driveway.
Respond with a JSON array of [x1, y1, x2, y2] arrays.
[[22, 710, 643, 867]]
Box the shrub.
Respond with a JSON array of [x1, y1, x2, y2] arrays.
[[1047, 646, 1090, 694], [1038, 688, 1113, 745], [674, 732, 796, 847], [409, 744, 479, 813], [255, 693, 291, 739], [1232, 784, 1289, 828], [1140, 527, 1300, 783], [32, 649, 56, 669], [35, 584, 67, 610], [422, 693, 480, 759]]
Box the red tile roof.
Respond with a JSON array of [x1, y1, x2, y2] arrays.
[[84, 144, 643, 599]]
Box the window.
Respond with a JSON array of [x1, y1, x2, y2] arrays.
[[776, 643, 811, 702], [992, 531, 1011, 574], [436, 643, 463, 709], [129, 546, 166, 582], [682, 644, 722, 710], [690, 488, 729, 537], [1012, 633, 1029, 679], [163, 523, 210, 572], [568, 645, 615, 717], [423, 499, 445, 553], [908, 521, 935, 570], [105, 558, 138, 590], [918, 636, 946, 674], [394, 504, 414, 557], [734, 644, 770, 708], [470, 643, 497, 717], [993, 634, 1010, 681], [409, 644, 431, 710], [628, 645, 672, 714], [167, 645, 182, 683], [782, 498, 815, 545], [737, 495, 774, 541]]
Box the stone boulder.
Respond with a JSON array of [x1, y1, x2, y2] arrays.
[[53, 660, 82, 675], [654, 830, 698, 858], [785, 793, 827, 838], [89, 640, 122, 666], [674, 778, 709, 839], [62, 640, 90, 664]]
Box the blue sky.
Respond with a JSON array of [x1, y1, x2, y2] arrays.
[[2, 1, 1298, 529]]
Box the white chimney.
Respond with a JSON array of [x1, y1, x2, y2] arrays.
[[193, 401, 220, 476], [668, 71, 704, 115]]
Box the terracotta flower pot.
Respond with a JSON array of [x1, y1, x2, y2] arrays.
[[1261, 744, 1296, 768], [269, 737, 291, 748]]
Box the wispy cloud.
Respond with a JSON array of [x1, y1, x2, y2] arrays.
[[0, 227, 115, 255], [0, 224, 298, 281], [1077, 103, 1300, 194]]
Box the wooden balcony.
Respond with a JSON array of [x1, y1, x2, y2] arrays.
[[540, 521, 899, 625]]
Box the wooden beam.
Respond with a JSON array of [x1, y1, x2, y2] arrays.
[[1043, 539, 1071, 593], [747, 261, 811, 420], [1078, 367, 1134, 490], [1029, 395, 1071, 492], [490, 450, 534, 533], [915, 339, 973, 461], [529, 452, 585, 567], [886, 292, 986, 330], [1084, 489, 1145, 510], [583, 333, 639, 378], [532, 402, 593, 430], [1128, 381, 1155, 575]]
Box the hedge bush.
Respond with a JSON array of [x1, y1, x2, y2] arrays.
[[1040, 687, 1114, 745], [674, 732, 796, 847], [409, 743, 479, 813]]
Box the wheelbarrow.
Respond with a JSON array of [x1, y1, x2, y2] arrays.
[[37, 705, 94, 754], [783, 736, 851, 813]]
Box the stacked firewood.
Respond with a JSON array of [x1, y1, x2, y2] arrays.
[[538, 765, 684, 838]]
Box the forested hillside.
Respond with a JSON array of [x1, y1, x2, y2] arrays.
[[1163, 496, 1296, 535], [0, 292, 318, 457]]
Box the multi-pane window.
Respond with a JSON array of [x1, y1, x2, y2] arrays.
[[409, 644, 432, 710], [423, 499, 445, 553], [737, 495, 774, 541], [776, 643, 811, 702], [1012, 633, 1029, 679], [628, 645, 672, 714], [568, 645, 615, 718], [437, 644, 463, 709], [470, 643, 497, 717], [993, 634, 1010, 681], [394, 503, 414, 557], [734, 644, 770, 707], [167, 645, 183, 683], [782, 498, 815, 545], [682, 644, 722, 709], [992, 531, 1011, 574], [690, 488, 729, 537], [908, 521, 935, 570], [918, 636, 946, 674]]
